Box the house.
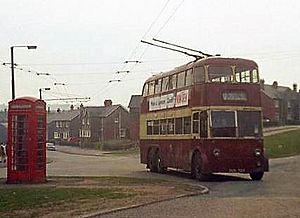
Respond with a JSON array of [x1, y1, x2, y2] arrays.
[[261, 81, 300, 126], [128, 95, 142, 142], [0, 110, 7, 143], [79, 100, 129, 147], [47, 108, 80, 144]]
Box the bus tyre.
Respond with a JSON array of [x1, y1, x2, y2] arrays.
[[250, 172, 264, 181], [191, 152, 206, 181]]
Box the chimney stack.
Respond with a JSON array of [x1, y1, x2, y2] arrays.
[[260, 79, 265, 90], [272, 81, 278, 89], [104, 99, 112, 107], [293, 83, 297, 92]]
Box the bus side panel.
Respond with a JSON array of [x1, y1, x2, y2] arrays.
[[140, 139, 193, 170]]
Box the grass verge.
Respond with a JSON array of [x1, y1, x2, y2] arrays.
[[0, 176, 203, 218], [0, 187, 132, 213], [264, 129, 300, 158]]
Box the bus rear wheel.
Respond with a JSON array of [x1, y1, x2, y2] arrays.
[[148, 148, 166, 174], [191, 152, 206, 181], [250, 172, 264, 181]]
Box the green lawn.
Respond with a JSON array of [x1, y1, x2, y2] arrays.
[[0, 187, 133, 213], [264, 129, 300, 158]]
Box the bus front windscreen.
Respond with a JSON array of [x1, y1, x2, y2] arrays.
[[210, 110, 262, 138], [237, 111, 262, 137], [211, 111, 236, 137]]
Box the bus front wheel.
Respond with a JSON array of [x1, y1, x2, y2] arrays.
[[250, 172, 264, 181]]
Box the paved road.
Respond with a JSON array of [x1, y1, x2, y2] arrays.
[[98, 155, 300, 218], [1, 151, 299, 217], [44, 148, 300, 218]]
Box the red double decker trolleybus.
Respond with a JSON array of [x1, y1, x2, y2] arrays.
[[139, 57, 269, 181]]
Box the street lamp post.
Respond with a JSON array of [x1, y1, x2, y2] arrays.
[[11, 45, 37, 99], [39, 88, 51, 100]]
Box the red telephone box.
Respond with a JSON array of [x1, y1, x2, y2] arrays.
[[7, 97, 47, 183]]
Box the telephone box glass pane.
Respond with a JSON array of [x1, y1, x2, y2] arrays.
[[12, 115, 28, 171], [37, 115, 45, 169]]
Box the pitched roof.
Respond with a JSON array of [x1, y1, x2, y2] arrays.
[[47, 109, 80, 123], [263, 84, 291, 99], [84, 105, 127, 117], [128, 95, 142, 108]]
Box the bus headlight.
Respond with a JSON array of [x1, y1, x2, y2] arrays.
[[213, 148, 221, 157], [254, 149, 261, 157]]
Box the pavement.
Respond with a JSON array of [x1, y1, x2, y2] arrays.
[[55, 145, 107, 156]]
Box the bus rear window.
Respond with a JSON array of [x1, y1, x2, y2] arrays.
[[211, 111, 236, 137]]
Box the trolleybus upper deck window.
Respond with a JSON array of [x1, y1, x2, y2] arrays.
[[169, 74, 177, 90], [155, 79, 162, 94], [162, 77, 169, 92], [235, 67, 259, 83], [177, 72, 185, 88], [148, 81, 155, 95], [143, 83, 148, 96], [194, 66, 205, 83], [186, 69, 193, 86], [208, 66, 233, 83]]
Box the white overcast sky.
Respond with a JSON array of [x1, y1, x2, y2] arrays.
[[0, 0, 299, 107]]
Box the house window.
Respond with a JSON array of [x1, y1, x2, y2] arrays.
[[54, 132, 60, 139], [274, 100, 280, 108], [275, 112, 280, 121], [120, 129, 126, 138], [287, 111, 292, 120], [82, 130, 91, 138], [63, 131, 69, 139], [65, 122, 69, 128]]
